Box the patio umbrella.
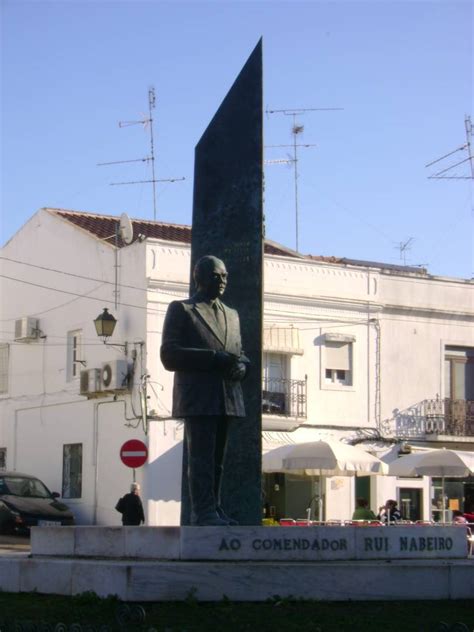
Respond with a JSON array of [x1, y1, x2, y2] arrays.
[[388, 448, 474, 522], [266, 440, 388, 476], [262, 439, 387, 520]]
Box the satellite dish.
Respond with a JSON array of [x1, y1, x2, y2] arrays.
[[119, 213, 134, 245]]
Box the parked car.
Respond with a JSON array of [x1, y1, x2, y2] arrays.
[[0, 471, 75, 534]]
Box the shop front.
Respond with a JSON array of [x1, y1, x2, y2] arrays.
[[431, 475, 474, 521]]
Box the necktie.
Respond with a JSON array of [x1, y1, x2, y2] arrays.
[[212, 302, 225, 335]]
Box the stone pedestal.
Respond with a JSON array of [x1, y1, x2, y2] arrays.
[[0, 525, 469, 602], [31, 524, 467, 561]]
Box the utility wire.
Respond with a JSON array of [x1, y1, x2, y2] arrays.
[[0, 256, 187, 321], [0, 274, 164, 315], [0, 256, 150, 294], [0, 283, 108, 321]]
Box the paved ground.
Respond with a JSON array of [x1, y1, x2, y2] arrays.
[[0, 534, 30, 553]]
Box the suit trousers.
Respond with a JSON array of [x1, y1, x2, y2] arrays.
[[184, 415, 231, 522]]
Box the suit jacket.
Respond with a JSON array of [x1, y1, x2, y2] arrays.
[[160, 294, 246, 418]]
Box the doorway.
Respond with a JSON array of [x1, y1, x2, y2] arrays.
[[464, 478, 474, 514], [262, 472, 315, 521], [398, 487, 422, 521], [355, 475, 371, 508]]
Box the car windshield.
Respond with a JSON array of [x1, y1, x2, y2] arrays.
[[0, 476, 52, 499]]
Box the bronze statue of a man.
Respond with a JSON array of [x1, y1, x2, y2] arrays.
[[160, 255, 248, 526]]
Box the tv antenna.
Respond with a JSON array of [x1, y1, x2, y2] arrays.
[[425, 115, 474, 180], [98, 87, 185, 221], [266, 107, 343, 252], [395, 237, 414, 266]]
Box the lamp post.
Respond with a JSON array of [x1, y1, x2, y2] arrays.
[[94, 308, 127, 353], [94, 308, 117, 341], [93, 308, 151, 431]]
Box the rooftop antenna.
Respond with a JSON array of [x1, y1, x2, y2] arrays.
[[97, 87, 185, 221], [395, 237, 414, 266], [266, 107, 343, 252], [425, 115, 474, 180]]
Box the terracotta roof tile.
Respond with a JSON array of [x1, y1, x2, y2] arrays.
[[48, 208, 428, 274], [50, 208, 191, 248], [49, 208, 297, 257]]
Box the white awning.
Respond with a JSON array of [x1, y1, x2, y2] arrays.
[[263, 327, 303, 355]]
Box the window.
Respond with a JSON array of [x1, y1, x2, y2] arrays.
[[0, 344, 9, 394], [399, 488, 422, 521], [444, 346, 474, 400], [431, 478, 464, 522], [0, 448, 6, 470], [62, 443, 82, 498], [67, 330, 83, 381], [324, 337, 353, 386], [263, 353, 288, 414]]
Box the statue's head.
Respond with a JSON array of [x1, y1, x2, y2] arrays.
[[193, 255, 228, 300]]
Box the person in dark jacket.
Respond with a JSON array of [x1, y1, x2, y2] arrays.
[[377, 499, 401, 524], [115, 482, 145, 525]]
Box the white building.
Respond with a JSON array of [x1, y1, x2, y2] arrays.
[[1, 207, 473, 526]]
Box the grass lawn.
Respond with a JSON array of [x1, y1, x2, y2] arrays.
[[0, 593, 470, 631]]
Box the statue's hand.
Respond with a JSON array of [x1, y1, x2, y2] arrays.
[[214, 351, 238, 371], [228, 361, 247, 381]]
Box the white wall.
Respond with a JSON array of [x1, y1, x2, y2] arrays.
[[145, 419, 183, 526], [325, 476, 353, 521]]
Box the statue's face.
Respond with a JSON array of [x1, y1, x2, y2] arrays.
[[198, 258, 228, 299]]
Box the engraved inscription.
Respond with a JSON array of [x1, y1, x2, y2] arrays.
[[210, 531, 459, 560], [217, 536, 348, 554], [221, 241, 254, 264], [399, 536, 453, 552], [364, 537, 389, 552]]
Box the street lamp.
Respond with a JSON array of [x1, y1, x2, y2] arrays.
[[94, 308, 117, 341]]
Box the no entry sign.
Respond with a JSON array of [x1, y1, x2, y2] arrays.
[[120, 439, 148, 468]]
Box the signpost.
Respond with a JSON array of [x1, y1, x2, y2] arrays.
[[120, 439, 148, 481]]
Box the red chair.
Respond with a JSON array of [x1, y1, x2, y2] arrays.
[[345, 520, 383, 527], [279, 518, 296, 526]]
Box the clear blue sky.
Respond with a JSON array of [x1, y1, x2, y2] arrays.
[[1, 0, 472, 278]]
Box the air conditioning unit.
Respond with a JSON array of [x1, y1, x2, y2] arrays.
[[79, 368, 102, 397], [101, 359, 130, 392], [14, 317, 39, 342]]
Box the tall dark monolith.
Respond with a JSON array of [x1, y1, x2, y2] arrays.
[[180, 40, 263, 526]]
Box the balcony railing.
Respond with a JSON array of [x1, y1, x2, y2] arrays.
[[384, 398, 474, 438], [262, 377, 307, 419]]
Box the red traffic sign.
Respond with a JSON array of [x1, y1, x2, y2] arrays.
[[120, 439, 148, 468]]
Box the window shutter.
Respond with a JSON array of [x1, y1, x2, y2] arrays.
[[325, 341, 351, 371]]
